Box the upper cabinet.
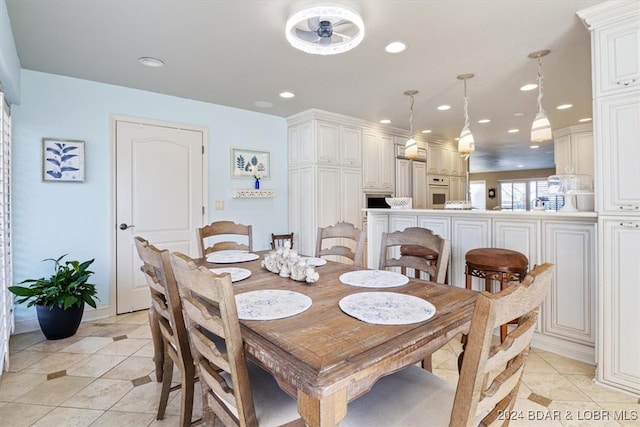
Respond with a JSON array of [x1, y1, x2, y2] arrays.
[[427, 144, 450, 175], [595, 20, 640, 95], [553, 124, 594, 177], [362, 128, 394, 192]]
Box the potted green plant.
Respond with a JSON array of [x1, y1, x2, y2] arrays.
[[8, 254, 98, 340]]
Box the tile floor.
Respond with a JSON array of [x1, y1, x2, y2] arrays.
[[0, 310, 638, 426]]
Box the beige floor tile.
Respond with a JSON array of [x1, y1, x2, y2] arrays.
[[548, 400, 623, 427], [115, 310, 149, 325], [0, 402, 55, 426], [96, 338, 149, 356], [90, 410, 156, 426], [110, 381, 164, 414], [67, 354, 128, 378], [0, 371, 48, 402], [132, 341, 155, 358], [433, 368, 459, 386], [5, 350, 51, 372], [565, 374, 640, 404], [26, 335, 84, 353], [21, 352, 88, 374], [518, 380, 533, 399], [60, 337, 114, 354], [165, 382, 203, 421], [31, 406, 104, 426], [8, 331, 46, 353], [14, 375, 94, 406], [149, 414, 180, 425], [102, 356, 155, 381], [63, 378, 134, 410], [536, 350, 596, 376], [76, 322, 140, 338], [524, 352, 559, 374], [126, 324, 152, 339], [597, 402, 640, 426], [522, 373, 591, 402]]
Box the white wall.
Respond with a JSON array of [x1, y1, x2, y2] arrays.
[[12, 70, 289, 329]]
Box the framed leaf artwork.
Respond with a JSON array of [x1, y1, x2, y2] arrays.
[[42, 138, 85, 182], [230, 148, 270, 179]]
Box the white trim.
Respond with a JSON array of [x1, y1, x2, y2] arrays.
[[532, 330, 595, 365]]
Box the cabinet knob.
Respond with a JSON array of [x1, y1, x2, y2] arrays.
[[616, 78, 637, 86], [619, 205, 640, 211]]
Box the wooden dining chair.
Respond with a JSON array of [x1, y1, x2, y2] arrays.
[[196, 220, 253, 258], [315, 221, 366, 267], [169, 252, 303, 427], [271, 232, 294, 249], [341, 263, 554, 427], [378, 227, 451, 284], [133, 237, 197, 427]]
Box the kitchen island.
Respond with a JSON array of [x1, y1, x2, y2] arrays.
[[365, 208, 598, 363]]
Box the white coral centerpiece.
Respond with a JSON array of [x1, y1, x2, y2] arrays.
[[261, 241, 319, 284]]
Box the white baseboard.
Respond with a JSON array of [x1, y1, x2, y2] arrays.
[[531, 331, 595, 365]]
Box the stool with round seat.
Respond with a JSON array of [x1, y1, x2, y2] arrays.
[[465, 248, 529, 342], [399, 244, 446, 283]]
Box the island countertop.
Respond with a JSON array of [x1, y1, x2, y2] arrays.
[[364, 207, 597, 365]]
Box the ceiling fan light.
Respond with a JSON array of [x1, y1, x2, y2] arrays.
[[285, 5, 365, 55], [458, 126, 475, 154], [531, 111, 553, 142], [405, 137, 418, 159]]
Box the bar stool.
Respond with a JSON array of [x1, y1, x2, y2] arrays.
[[465, 248, 528, 342], [399, 244, 446, 283]]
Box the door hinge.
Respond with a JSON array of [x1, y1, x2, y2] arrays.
[[202, 145, 205, 154], [202, 206, 205, 215]]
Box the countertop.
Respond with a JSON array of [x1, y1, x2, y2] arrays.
[[363, 208, 598, 220]]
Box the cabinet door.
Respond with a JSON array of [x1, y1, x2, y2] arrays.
[[288, 125, 301, 167], [412, 161, 427, 209], [428, 144, 449, 175], [597, 94, 640, 213], [493, 219, 540, 268], [288, 168, 301, 246], [317, 121, 340, 164], [572, 131, 594, 178], [380, 133, 395, 191], [362, 129, 379, 189], [341, 126, 362, 167], [596, 21, 640, 95], [543, 221, 595, 346], [396, 159, 410, 197], [299, 166, 317, 257], [554, 133, 572, 175], [451, 218, 491, 289], [317, 166, 341, 228], [599, 219, 640, 394], [342, 168, 363, 226]]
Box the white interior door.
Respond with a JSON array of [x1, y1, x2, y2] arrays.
[[115, 118, 205, 314]]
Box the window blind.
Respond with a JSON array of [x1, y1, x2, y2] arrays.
[[0, 89, 13, 374]]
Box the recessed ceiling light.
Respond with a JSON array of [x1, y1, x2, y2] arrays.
[[279, 91, 295, 98], [421, 129, 432, 134], [478, 119, 491, 124], [508, 129, 520, 133], [513, 112, 525, 117], [557, 104, 573, 110], [379, 119, 391, 124], [254, 101, 273, 108], [138, 57, 164, 67], [520, 83, 538, 91], [518, 164, 524, 168], [530, 145, 540, 149], [385, 41, 406, 53], [579, 117, 593, 122], [437, 105, 451, 111]]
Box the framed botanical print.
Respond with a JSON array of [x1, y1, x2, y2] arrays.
[[230, 148, 270, 179], [42, 138, 85, 182]]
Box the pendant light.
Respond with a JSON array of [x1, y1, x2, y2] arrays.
[[457, 74, 475, 155], [529, 49, 552, 143], [404, 90, 419, 159]]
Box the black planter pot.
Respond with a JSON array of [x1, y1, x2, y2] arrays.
[[36, 304, 84, 340]]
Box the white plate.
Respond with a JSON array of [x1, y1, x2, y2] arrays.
[[305, 257, 327, 267], [339, 292, 436, 325], [235, 290, 312, 321], [208, 267, 252, 283], [339, 270, 409, 288], [206, 250, 259, 264]]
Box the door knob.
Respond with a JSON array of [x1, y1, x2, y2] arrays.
[[119, 223, 135, 230]]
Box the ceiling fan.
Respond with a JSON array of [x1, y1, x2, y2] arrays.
[[285, 5, 365, 55]]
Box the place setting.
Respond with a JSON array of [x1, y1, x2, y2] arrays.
[[339, 269, 409, 288], [206, 250, 260, 264], [235, 289, 312, 321], [207, 267, 252, 282], [339, 291, 436, 325]]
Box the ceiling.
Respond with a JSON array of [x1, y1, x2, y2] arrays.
[[5, 0, 603, 173]]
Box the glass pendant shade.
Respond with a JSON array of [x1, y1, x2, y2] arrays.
[[531, 110, 552, 142], [405, 137, 418, 159], [458, 125, 475, 154]]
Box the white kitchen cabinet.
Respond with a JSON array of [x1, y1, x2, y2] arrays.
[[341, 125, 363, 167], [316, 120, 363, 167], [395, 158, 410, 198], [599, 219, 640, 395], [288, 121, 313, 167], [363, 128, 394, 192], [412, 161, 427, 209], [542, 221, 596, 347], [596, 93, 640, 214], [427, 143, 450, 175], [449, 176, 468, 202], [450, 150, 466, 177], [553, 124, 594, 177], [578, 0, 640, 396], [493, 219, 540, 268], [450, 217, 491, 289]]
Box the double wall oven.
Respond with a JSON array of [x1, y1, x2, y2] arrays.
[[427, 176, 449, 209]]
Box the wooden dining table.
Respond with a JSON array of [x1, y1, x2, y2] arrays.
[[201, 252, 477, 427]]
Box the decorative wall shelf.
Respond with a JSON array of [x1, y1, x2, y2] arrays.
[[232, 189, 276, 199]]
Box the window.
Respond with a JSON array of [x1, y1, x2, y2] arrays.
[[500, 178, 564, 211], [0, 89, 12, 373], [469, 180, 486, 210]]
